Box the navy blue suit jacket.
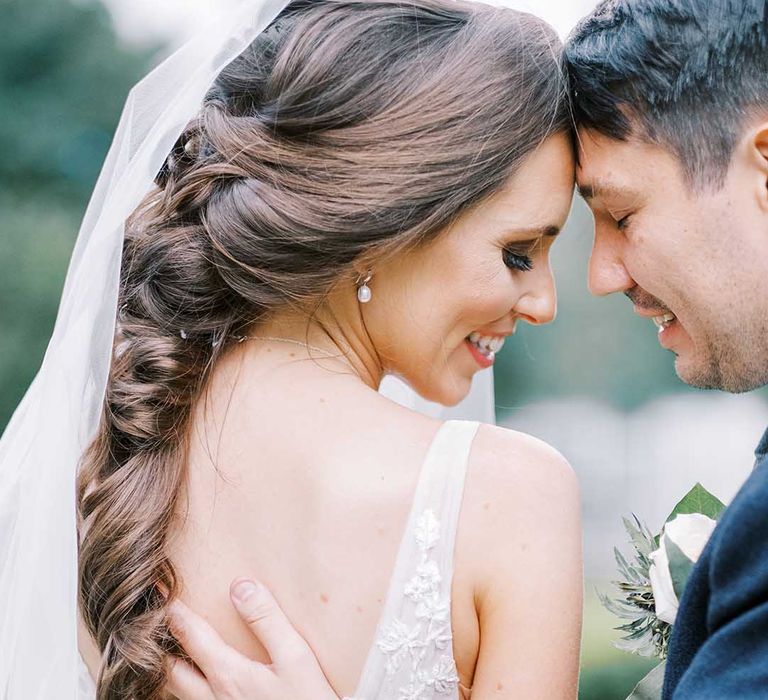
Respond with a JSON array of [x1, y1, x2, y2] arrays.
[[663, 427, 768, 698]]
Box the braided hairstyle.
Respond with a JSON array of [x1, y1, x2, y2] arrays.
[[77, 1, 571, 697]]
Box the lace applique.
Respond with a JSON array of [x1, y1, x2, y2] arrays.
[[374, 508, 459, 700]]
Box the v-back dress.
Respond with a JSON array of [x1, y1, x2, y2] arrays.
[[78, 420, 480, 700]]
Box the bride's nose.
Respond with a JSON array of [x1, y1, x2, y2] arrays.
[[514, 262, 557, 326]]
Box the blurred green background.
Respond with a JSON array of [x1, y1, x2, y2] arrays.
[[1, 0, 764, 697]]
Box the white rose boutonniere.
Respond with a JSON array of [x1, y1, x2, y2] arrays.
[[600, 483, 726, 700], [648, 513, 718, 625]]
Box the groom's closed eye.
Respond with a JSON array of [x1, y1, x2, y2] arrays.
[[578, 182, 645, 228]]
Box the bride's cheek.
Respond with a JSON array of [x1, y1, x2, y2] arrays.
[[467, 280, 515, 323]]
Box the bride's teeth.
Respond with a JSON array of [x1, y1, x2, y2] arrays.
[[467, 333, 506, 357]]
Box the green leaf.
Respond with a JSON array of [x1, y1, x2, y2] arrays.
[[625, 661, 666, 700], [624, 515, 655, 560], [665, 483, 725, 523], [665, 534, 695, 601]]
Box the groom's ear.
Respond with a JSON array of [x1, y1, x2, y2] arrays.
[[750, 123, 768, 210]]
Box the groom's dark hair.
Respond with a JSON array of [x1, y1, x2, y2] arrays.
[[565, 0, 768, 190]]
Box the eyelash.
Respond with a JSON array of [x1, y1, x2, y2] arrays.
[[502, 248, 534, 272], [617, 215, 633, 231]]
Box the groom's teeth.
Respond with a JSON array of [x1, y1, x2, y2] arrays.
[[469, 332, 481, 343], [652, 313, 676, 332]]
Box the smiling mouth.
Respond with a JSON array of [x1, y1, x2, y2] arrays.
[[652, 313, 676, 334], [466, 332, 506, 361]]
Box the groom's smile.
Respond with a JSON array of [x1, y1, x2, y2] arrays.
[[625, 287, 681, 352]]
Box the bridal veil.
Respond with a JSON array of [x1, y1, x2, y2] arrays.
[[0, 0, 500, 696]]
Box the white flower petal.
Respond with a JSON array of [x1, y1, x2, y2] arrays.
[[664, 513, 718, 563], [649, 546, 679, 625]]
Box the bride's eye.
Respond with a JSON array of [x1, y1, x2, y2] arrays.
[[502, 247, 533, 272]]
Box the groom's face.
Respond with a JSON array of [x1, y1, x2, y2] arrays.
[[576, 127, 768, 392]]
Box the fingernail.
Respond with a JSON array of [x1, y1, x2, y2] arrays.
[[231, 579, 258, 604]]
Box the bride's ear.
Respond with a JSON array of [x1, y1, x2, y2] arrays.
[[749, 123, 768, 212]]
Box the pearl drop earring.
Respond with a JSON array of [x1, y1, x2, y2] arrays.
[[357, 272, 373, 304]]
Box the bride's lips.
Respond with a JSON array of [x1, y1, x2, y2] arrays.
[[465, 338, 495, 369], [464, 329, 513, 369]]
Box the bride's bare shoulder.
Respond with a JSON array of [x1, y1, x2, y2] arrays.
[[468, 423, 576, 488], [459, 422, 581, 570], [452, 424, 582, 692]]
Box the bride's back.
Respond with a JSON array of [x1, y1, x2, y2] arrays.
[[171, 345, 476, 694]]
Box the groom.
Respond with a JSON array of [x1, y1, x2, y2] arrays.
[[567, 0, 768, 696]]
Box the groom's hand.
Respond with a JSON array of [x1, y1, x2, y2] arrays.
[[165, 579, 340, 700]]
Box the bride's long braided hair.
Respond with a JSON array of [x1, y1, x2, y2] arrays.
[[76, 1, 571, 697]]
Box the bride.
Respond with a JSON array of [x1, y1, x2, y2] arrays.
[[0, 1, 581, 698]]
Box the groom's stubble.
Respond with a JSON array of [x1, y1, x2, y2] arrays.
[[623, 267, 768, 393], [620, 242, 768, 393]]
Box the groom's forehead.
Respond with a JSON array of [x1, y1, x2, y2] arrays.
[[575, 130, 671, 199], [575, 144, 639, 202]]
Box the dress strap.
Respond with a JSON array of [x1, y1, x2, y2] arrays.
[[407, 420, 480, 578], [352, 419, 480, 700]]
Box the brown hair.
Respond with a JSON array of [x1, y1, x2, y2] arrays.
[[77, 1, 570, 697]]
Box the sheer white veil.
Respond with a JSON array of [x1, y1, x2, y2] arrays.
[[0, 0, 495, 697]]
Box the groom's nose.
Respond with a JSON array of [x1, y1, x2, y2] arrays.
[[588, 228, 634, 296]]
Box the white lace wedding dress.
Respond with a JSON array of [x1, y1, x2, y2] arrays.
[[78, 419, 479, 700]]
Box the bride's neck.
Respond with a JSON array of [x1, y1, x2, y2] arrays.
[[245, 307, 384, 390]]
